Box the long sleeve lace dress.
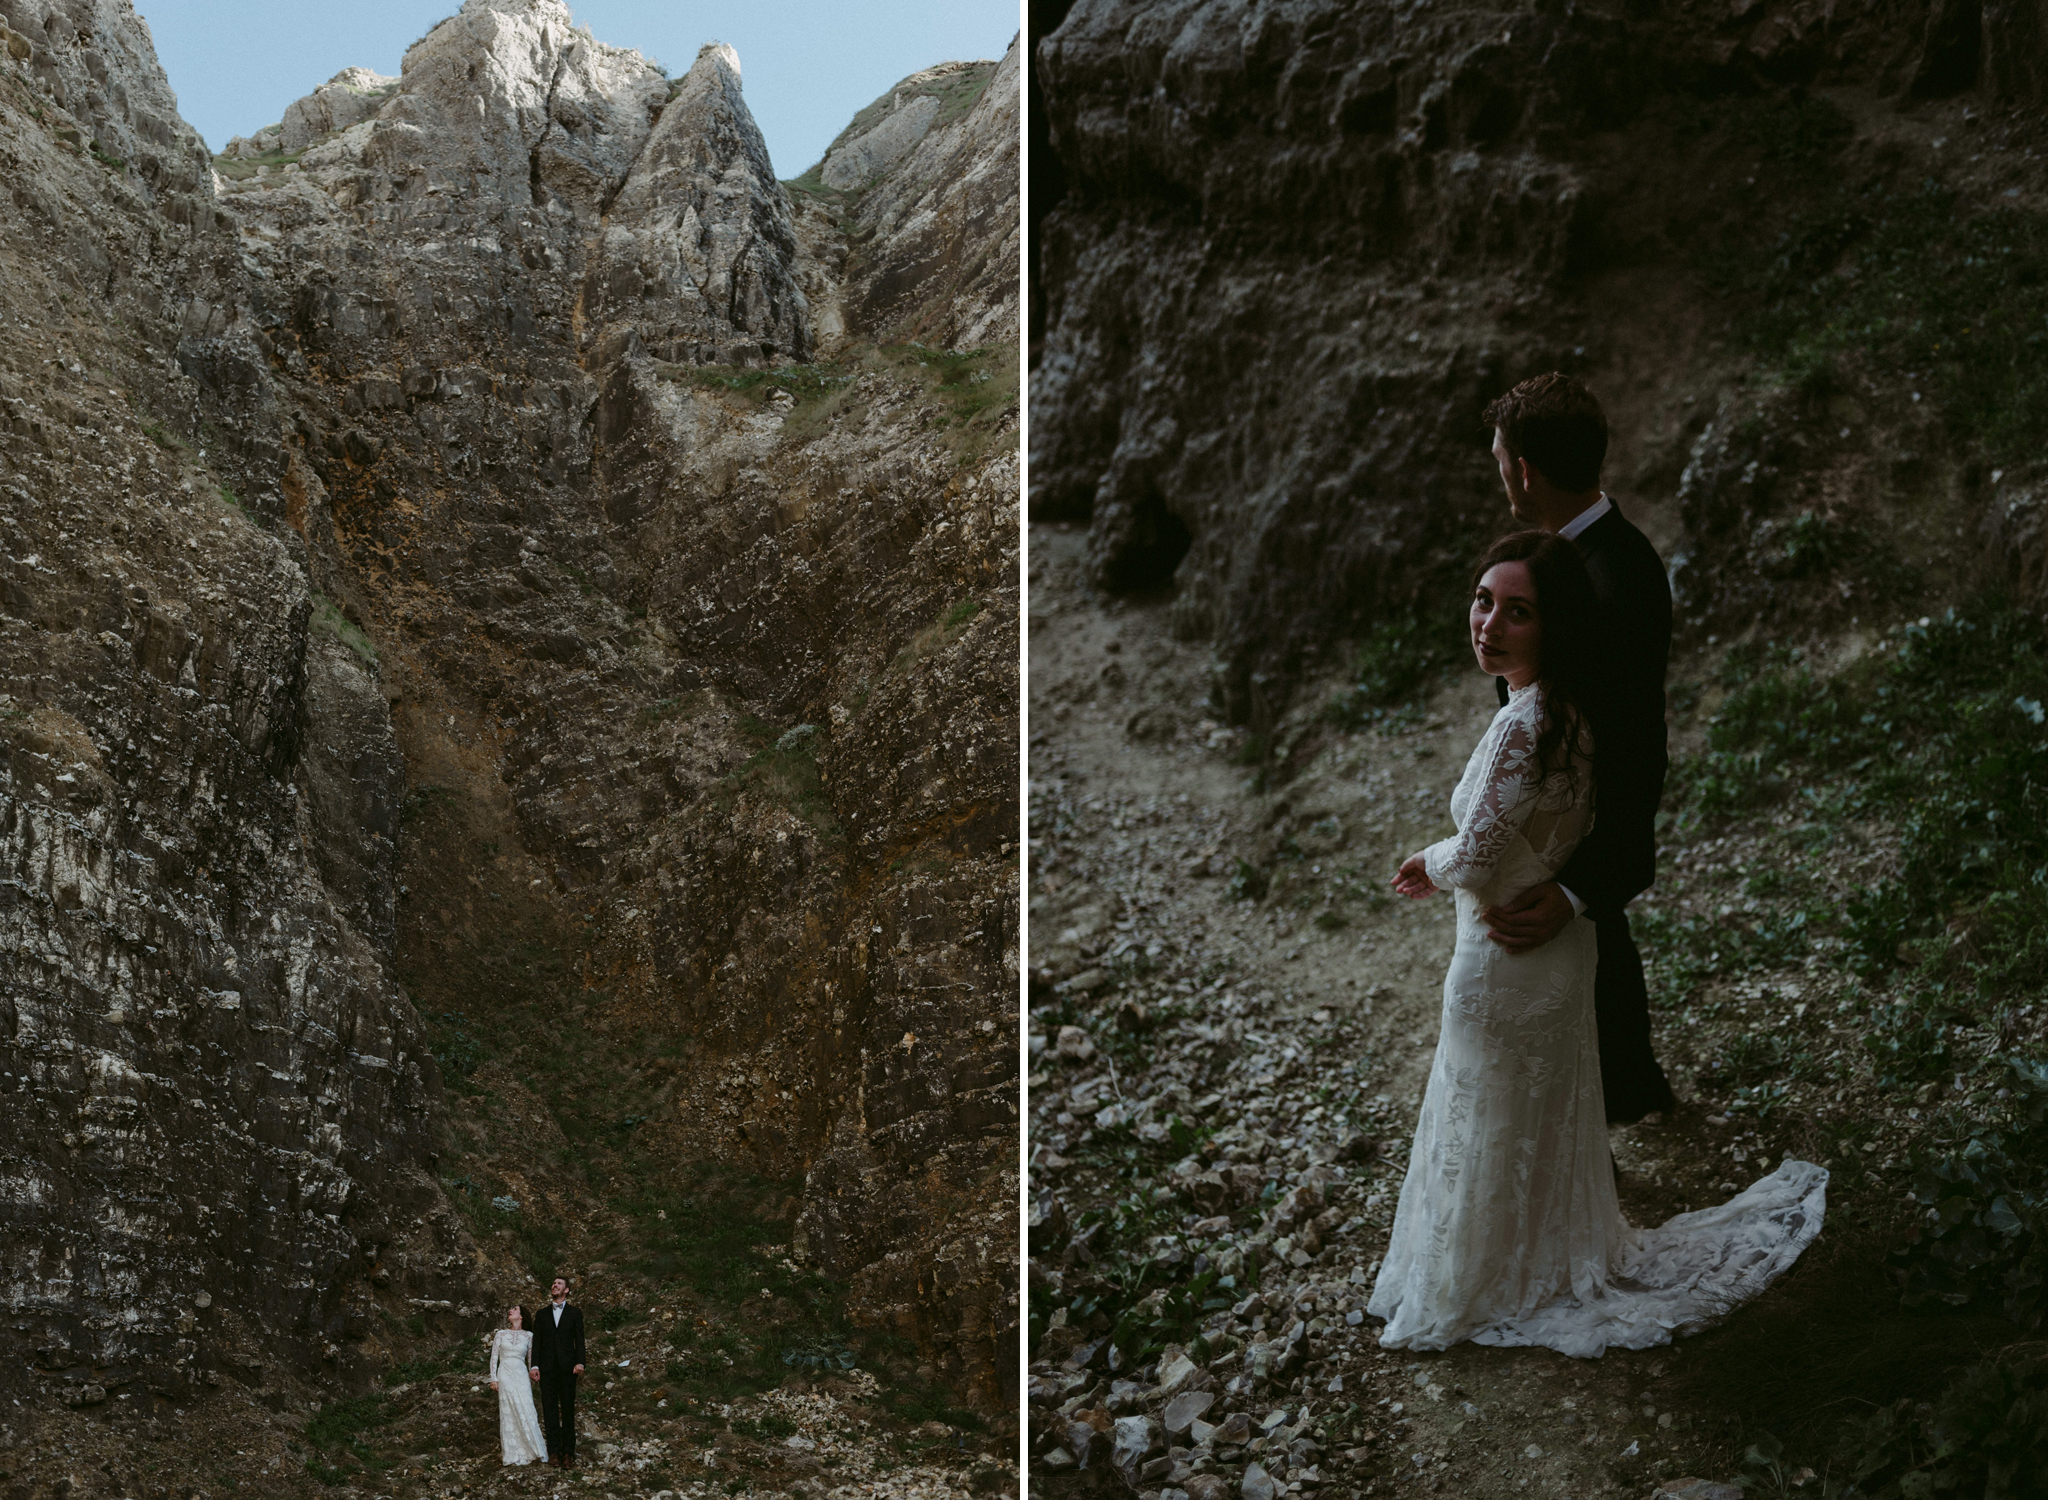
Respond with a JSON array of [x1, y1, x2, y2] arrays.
[[490, 1329, 548, 1465], [1367, 684, 1828, 1357]]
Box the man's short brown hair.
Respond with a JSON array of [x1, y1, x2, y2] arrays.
[[1484, 373, 1608, 493]]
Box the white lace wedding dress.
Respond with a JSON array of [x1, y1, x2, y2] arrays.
[[489, 1329, 548, 1465], [1367, 684, 1828, 1357]]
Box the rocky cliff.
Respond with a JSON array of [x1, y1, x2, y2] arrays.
[[1031, 0, 2048, 724], [0, 0, 1018, 1488]]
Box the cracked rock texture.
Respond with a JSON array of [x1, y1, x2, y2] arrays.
[[1030, 0, 2048, 725], [803, 43, 1022, 351], [0, 0, 1018, 1462]]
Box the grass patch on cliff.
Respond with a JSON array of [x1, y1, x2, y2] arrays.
[[711, 720, 841, 841], [881, 344, 1018, 464], [310, 592, 378, 662], [1700, 172, 2048, 462], [303, 1393, 393, 1485], [659, 345, 1016, 462], [662, 359, 863, 441], [1320, 599, 1465, 732], [887, 596, 987, 679], [212, 147, 304, 181]]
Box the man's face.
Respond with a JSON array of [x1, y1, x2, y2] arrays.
[[1492, 429, 1532, 522], [551, 1279, 568, 1302]]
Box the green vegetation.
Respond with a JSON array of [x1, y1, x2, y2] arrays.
[[1891, 1055, 2048, 1334], [1670, 606, 2048, 992], [886, 594, 987, 680], [712, 719, 840, 840], [211, 146, 305, 181], [639, 689, 710, 726], [382, 1352, 450, 1387], [400, 784, 457, 826], [137, 417, 186, 454], [1654, 600, 2048, 1492], [1321, 604, 1463, 732], [310, 592, 378, 662], [1697, 124, 2048, 461], [303, 1394, 391, 1486], [661, 344, 1015, 461]]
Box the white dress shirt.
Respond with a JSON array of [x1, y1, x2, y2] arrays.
[[1553, 494, 1611, 918]]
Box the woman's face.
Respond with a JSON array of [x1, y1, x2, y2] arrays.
[[1471, 561, 1543, 690], [507, 1306, 523, 1329]]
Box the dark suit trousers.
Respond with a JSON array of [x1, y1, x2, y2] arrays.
[[1594, 909, 1677, 1123], [539, 1369, 577, 1459]]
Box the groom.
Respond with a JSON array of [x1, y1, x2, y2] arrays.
[[528, 1275, 586, 1468], [1477, 373, 1678, 1124]]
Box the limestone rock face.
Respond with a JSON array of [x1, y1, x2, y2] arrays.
[[0, 0, 212, 210], [822, 91, 938, 191], [835, 39, 1022, 349], [589, 42, 810, 364], [0, 0, 1017, 1430], [278, 66, 397, 152], [0, 16, 462, 1402]]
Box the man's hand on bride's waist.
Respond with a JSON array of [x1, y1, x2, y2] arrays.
[[1482, 882, 1574, 952]]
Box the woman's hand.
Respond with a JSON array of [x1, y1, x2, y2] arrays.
[[489, 1380, 499, 1391], [1393, 852, 1438, 899]]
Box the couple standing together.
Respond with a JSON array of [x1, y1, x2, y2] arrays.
[[486, 1276, 587, 1467], [1367, 373, 1828, 1356]]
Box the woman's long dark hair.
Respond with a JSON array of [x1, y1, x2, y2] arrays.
[[1469, 530, 1599, 794]]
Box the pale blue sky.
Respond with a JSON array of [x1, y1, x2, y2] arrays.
[[136, 1, 1018, 177]]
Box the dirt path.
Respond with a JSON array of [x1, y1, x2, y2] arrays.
[[1026, 522, 1739, 1500]]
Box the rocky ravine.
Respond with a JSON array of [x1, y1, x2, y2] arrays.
[[0, 0, 1018, 1495]]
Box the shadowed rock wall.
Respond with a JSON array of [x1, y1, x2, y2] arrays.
[[1031, 0, 2048, 722]]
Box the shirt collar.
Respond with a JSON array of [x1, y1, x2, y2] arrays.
[[1558, 494, 1611, 541]]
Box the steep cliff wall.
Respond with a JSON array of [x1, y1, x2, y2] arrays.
[[0, 0, 466, 1420], [791, 37, 1023, 351], [1031, 0, 2048, 722], [0, 0, 1018, 1473]]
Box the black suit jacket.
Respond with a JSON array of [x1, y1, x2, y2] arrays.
[[1496, 503, 1671, 917], [531, 1303, 586, 1374]]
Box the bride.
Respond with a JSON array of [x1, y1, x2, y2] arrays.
[[1370, 531, 1827, 1357], [488, 1305, 548, 1465]]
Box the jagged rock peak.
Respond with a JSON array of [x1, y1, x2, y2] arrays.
[[588, 36, 810, 363], [0, 0, 213, 207], [277, 66, 399, 152], [254, 0, 667, 214]]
